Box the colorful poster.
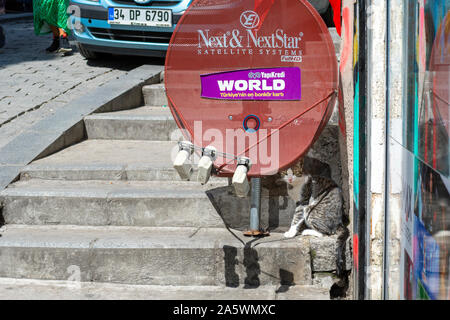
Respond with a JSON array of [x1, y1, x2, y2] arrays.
[[404, 249, 414, 300], [413, 216, 441, 300], [400, 146, 449, 300], [417, 279, 431, 300], [400, 149, 415, 300]]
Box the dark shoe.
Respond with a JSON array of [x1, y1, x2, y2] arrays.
[[46, 37, 60, 53], [58, 36, 73, 55]]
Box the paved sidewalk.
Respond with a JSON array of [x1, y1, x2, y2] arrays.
[[0, 278, 329, 300], [0, 19, 162, 149], [0, 13, 33, 23]]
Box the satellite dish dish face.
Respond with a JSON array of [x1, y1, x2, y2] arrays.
[[165, 0, 338, 177]]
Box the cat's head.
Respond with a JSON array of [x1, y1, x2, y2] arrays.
[[276, 168, 297, 185], [283, 168, 296, 184], [276, 169, 310, 191]]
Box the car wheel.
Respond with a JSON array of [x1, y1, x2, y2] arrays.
[[77, 43, 99, 60]]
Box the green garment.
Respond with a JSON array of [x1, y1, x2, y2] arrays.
[[33, 0, 70, 35]]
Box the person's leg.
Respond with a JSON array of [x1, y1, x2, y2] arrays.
[[50, 25, 60, 38], [59, 28, 67, 38], [57, 27, 72, 54], [46, 24, 60, 53]]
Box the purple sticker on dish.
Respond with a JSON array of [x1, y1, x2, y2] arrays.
[[201, 67, 301, 101]]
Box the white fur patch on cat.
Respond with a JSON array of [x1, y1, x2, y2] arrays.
[[301, 229, 324, 237], [284, 227, 324, 239]]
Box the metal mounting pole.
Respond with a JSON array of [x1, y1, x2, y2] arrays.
[[250, 177, 261, 231], [244, 178, 269, 237]]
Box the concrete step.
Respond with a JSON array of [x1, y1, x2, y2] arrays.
[[142, 83, 168, 107], [20, 140, 186, 181], [1, 176, 303, 232], [15, 139, 302, 231], [0, 225, 316, 288], [0, 278, 330, 300], [85, 107, 177, 141], [0, 179, 228, 228]]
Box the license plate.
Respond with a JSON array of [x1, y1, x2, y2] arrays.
[[108, 8, 172, 27]]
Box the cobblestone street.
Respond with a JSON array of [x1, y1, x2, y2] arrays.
[[0, 18, 161, 149]]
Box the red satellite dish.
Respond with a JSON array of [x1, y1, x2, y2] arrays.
[[165, 0, 339, 177]]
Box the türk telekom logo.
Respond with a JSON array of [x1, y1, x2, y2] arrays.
[[240, 10, 260, 29]]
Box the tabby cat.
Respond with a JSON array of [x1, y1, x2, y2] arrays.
[[283, 174, 344, 238], [282, 173, 349, 276]]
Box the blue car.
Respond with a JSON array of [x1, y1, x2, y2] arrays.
[[68, 0, 192, 59], [68, 0, 333, 60]]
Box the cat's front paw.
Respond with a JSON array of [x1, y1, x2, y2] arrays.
[[284, 228, 298, 239]]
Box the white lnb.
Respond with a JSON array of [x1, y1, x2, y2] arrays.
[[173, 141, 194, 181], [232, 157, 252, 198], [197, 146, 217, 185]]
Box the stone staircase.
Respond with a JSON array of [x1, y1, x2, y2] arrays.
[[0, 30, 348, 300]]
